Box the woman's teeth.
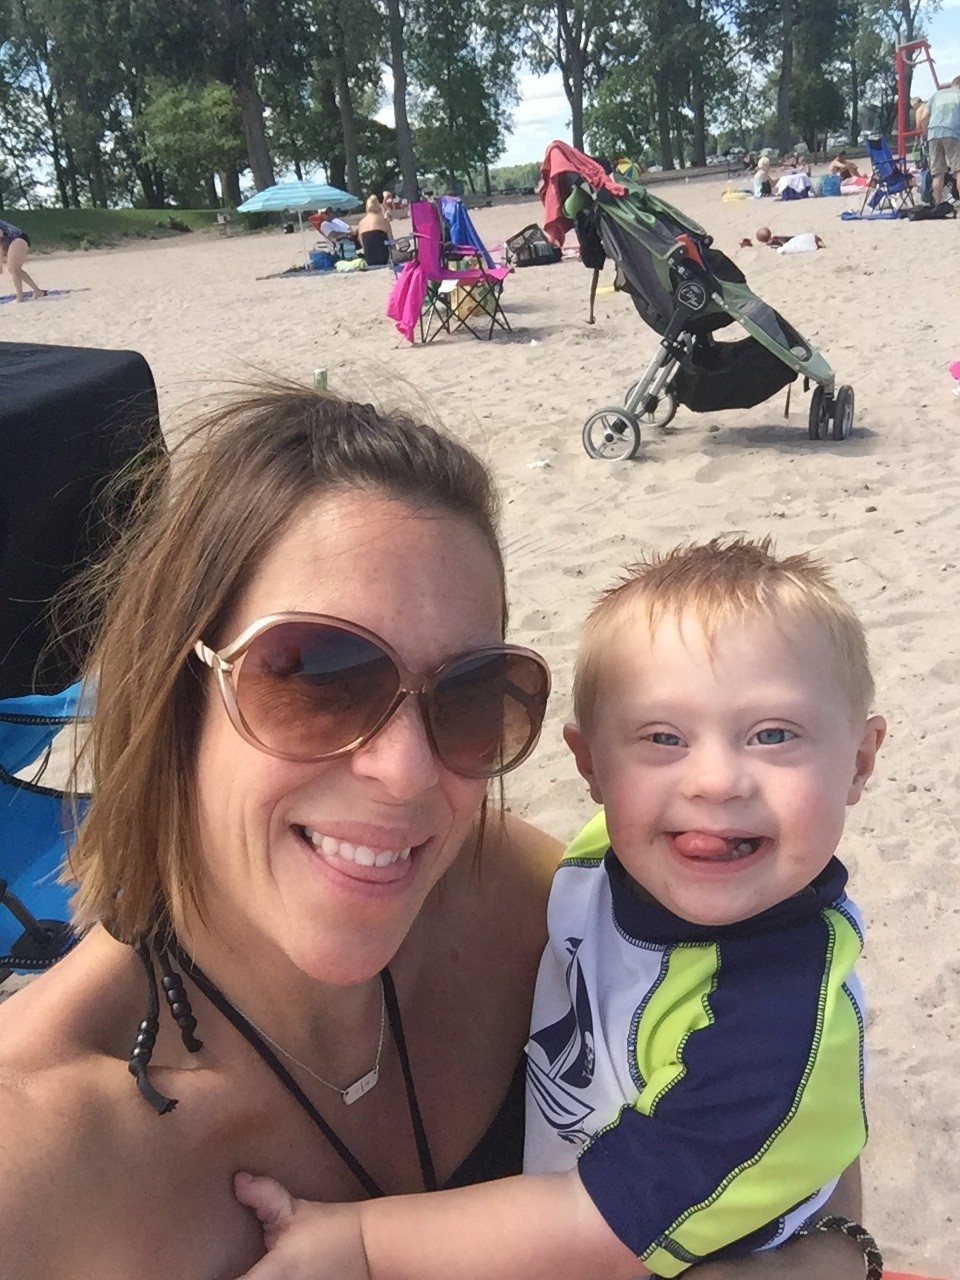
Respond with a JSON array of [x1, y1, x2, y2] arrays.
[[302, 829, 412, 867]]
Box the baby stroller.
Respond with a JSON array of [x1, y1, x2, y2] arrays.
[[540, 142, 853, 460]]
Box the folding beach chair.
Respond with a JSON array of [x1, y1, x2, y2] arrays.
[[405, 201, 511, 342], [0, 683, 88, 981], [860, 137, 916, 216]]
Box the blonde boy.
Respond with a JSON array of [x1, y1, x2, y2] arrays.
[[235, 538, 885, 1280]]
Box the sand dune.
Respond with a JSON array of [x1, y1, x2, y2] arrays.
[[3, 174, 958, 1275]]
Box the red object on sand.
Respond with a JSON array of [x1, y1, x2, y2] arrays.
[[885, 1273, 946, 1279]]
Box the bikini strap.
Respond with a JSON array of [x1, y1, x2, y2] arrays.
[[382, 967, 437, 1191]]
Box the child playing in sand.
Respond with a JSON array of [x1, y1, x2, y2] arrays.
[[234, 537, 885, 1280]]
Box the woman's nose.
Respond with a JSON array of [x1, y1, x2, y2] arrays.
[[350, 693, 440, 798]]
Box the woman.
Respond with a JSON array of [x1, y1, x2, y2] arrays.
[[0, 388, 866, 1279], [357, 195, 393, 266], [0, 217, 47, 301]]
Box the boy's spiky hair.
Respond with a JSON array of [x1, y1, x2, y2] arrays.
[[573, 536, 874, 732]]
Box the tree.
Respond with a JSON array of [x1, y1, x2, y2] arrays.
[[384, 0, 419, 200], [519, 0, 610, 150], [408, 0, 517, 190], [141, 81, 246, 206]]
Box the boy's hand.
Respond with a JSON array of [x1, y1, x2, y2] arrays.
[[234, 1172, 371, 1280]]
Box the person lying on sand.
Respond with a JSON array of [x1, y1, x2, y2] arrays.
[[234, 537, 886, 1280], [756, 226, 824, 248]]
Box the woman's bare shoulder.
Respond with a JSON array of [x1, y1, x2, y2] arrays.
[[0, 1038, 132, 1275]]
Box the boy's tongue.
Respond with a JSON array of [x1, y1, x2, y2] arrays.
[[673, 831, 747, 859]]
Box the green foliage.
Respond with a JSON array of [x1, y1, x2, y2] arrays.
[[141, 81, 246, 205], [3, 206, 224, 249], [488, 161, 541, 191], [408, 0, 518, 187], [585, 65, 655, 161]]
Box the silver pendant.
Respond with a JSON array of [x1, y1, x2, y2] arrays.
[[342, 1067, 379, 1105]]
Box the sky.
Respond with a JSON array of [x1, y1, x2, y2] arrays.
[[376, 3, 960, 169]]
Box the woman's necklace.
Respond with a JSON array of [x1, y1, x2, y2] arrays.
[[220, 974, 387, 1105]]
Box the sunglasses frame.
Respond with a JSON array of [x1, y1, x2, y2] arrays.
[[193, 612, 551, 779]]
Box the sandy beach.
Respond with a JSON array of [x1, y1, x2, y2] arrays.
[[2, 174, 958, 1275]]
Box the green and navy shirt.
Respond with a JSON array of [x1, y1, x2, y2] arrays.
[[524, 812, 867, 1277]]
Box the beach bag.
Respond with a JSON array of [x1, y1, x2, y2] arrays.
[[505, 224, 561, 268], [819, 174, 842, 196], [903, 202, 957, 221]]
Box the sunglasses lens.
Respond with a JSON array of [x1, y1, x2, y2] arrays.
[[429, 651, 550, 778], [235, 621, 400, 759]]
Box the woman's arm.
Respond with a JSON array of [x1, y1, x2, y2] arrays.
[[692, 1163, 866, 1278]]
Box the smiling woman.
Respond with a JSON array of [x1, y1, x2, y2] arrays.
[[0, 387, 868, 1280]]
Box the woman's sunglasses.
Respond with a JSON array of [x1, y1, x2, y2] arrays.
[[193, 613, 551, 780]]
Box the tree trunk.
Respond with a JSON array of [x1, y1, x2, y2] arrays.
[[483, 160, 492, 196], [655, 63, 675, 169], [331, 13, 362, 196], [691, 63, 707, 166], [777, 0, 794, 155], [569, 53, 585, 151], [849, 53, 860, 145], [316, 72, 347, 188], [89, 142, 108, 208], [222, 168, 243, 206], [64, 137, 81, 208], [236, 71, 275, 189], [205, 173, 219, 207], [386, 0, 419, 202]]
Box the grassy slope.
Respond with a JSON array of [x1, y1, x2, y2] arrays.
[[3, 208, 241, 251]]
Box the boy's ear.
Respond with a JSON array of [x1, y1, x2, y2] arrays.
[[847, 714, 886, 806], [563, 723, 604, 804]]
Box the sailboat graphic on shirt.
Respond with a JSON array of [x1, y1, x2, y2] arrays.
[[526, 937, 597, 1143]]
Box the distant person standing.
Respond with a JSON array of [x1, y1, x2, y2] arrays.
[[0, 218, 47, 302], [912, 96, 931, 136], [926, 76, 960, 206]]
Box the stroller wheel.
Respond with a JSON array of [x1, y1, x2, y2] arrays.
[[626, 383, 678, 429], [582, 407, 642, 461], [831, 385, 855, 440], [808, 385, 831, 441]]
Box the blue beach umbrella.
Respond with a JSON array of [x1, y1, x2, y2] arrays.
[[238, 181, 362, 266]]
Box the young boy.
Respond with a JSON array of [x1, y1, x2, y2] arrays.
[[234, 537, 886, 1280]]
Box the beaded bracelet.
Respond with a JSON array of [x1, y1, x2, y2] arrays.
[[795, 1215, 884, 1280]]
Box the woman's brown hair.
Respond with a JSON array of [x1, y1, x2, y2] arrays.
[[66, 386, 505, 942]]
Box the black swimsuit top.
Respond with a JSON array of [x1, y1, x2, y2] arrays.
[[443, 1057, 526, 1186]]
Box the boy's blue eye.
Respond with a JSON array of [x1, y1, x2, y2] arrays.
[[649, 731, 684, 747], [753, 727, 794, 745]]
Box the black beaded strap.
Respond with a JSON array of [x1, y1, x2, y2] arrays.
[[155, 934, 203, 1052], [796, 1214, 884, 1280], [128, 939, 178, 1115]]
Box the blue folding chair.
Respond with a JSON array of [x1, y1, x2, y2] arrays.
[[0, 684, 89, 978], [860, 137, 916, 216]]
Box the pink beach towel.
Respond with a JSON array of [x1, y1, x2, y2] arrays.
[[386, 260, 429, 343]]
